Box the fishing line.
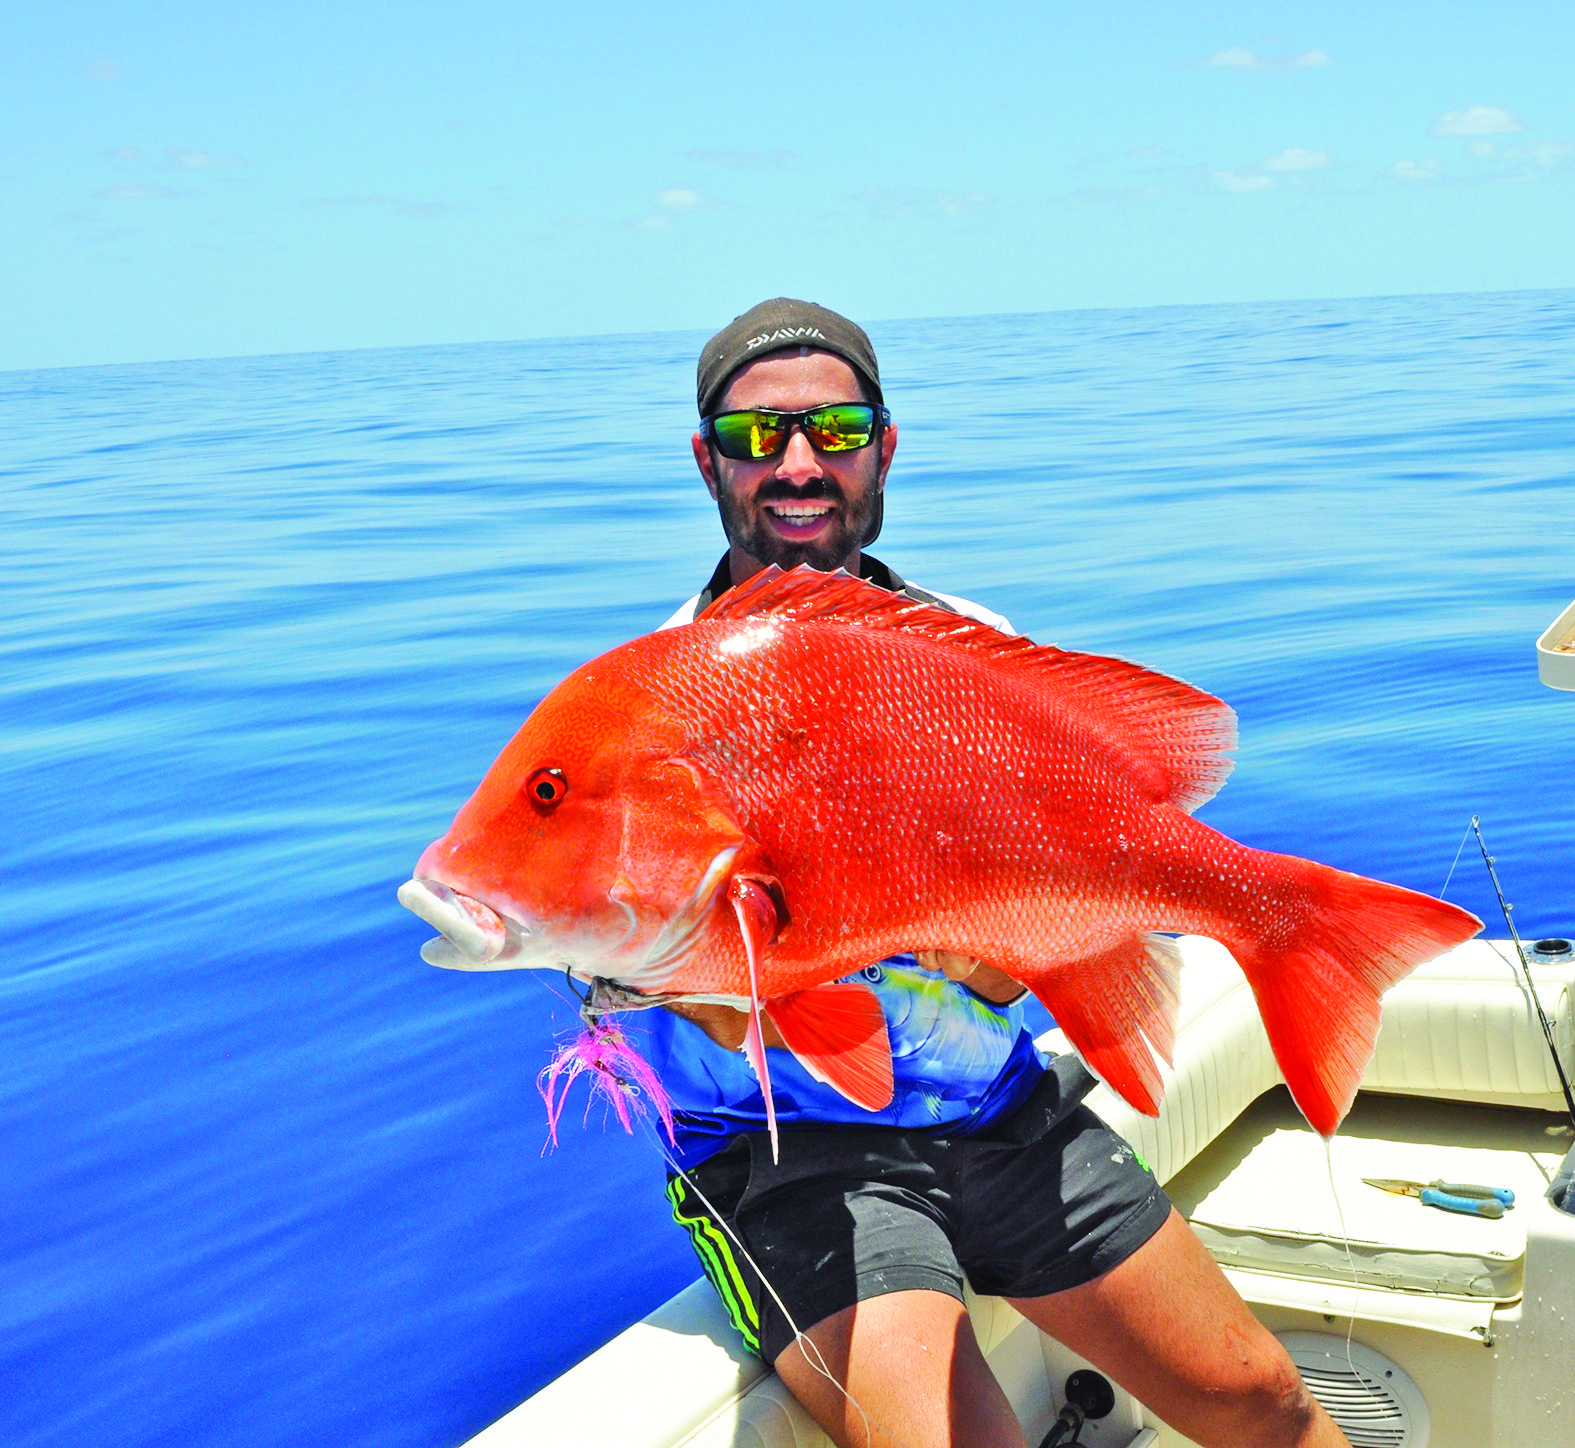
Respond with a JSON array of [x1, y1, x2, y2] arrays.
[[515, 987, 890, 1439], [1306, 816, 1562, 1422], [523, 973, 944, 1448], [1437, 818, 1474, 898], [634, 1116, 903, 1448], [1321, 1138, 1373, 1407]]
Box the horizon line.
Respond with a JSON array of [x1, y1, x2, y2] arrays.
[[6, 281, 1572, 379]]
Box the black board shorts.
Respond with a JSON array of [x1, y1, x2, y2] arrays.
[[666, 1056, 1173, 1365]]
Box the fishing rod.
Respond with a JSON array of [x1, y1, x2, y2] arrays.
[[1471, 816, 1575, 1129]]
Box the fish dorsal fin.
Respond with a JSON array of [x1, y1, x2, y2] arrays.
[[696, 565, 1236, 813]]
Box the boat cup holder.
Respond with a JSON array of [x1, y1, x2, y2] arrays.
[[1531, 938, 1574, 963]]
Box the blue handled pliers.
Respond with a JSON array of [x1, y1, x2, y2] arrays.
[[1362, 1177, 1515, 1218]]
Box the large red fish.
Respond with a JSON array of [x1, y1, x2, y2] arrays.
[[399, 567, 1479, 1146]]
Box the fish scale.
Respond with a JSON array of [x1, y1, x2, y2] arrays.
[[655, 629, 1159, 975], [404, 565, 1480, 1144]]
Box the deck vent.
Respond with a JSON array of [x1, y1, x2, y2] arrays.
[[1277, 1333, 1429, 1448]]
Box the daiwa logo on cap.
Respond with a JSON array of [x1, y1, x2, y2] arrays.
[[745, 325, 827, 351]]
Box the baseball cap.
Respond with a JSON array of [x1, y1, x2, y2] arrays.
[[696, 298, 882, 418]]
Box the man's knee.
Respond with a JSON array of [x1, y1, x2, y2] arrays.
[[1253, 1353, 1320, 1441], [1213, 1339, 1322, 1447]]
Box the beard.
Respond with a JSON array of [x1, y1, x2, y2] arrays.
[[714, 474, 882, 574]]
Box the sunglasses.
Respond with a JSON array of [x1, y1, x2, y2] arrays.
[[701, 403, 891, 461]]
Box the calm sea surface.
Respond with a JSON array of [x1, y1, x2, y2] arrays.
[[3, 292, 1572, 1447]]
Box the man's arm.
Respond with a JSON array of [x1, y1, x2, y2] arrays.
[[664, 950, 1025, 1048]]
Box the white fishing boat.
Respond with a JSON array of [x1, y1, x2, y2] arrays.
[[469, 928, 1575, 1448], [1538, 597, 1575, 691]]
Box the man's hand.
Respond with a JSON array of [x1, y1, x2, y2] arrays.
[[662, 999, 785, 1050], [664, 950, 1027, 1046], [916, 949, 1028, 1006]]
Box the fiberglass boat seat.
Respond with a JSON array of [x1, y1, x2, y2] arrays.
[[1079, 937, 1574, 1310]]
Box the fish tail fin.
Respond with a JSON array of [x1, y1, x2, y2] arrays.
[[1226, 857, 1481, 1137]]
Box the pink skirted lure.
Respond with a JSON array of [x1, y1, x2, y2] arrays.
[[538, 1019, 676, 1149]]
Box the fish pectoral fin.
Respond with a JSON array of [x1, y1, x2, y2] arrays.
[[730, 875, 784, 1162], [766, 984, 895, 1111], [729, 873, 787, 948], [1030, 933, 1182, 1118]]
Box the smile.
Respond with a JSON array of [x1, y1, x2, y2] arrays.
[[764, 501, 835, 530], [766, 501, 833, 517]]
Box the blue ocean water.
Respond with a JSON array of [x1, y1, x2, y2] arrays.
[[3, 290, 1572, 1447]]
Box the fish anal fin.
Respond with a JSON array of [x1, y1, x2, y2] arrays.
[[766, 984, 894, 1111], [1031, 933, 1182, 1117], [696, 566, 1235, 813]]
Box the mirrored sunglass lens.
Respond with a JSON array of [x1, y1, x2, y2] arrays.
[[712, 412, 786, 458], [805, 405, 875, 452]]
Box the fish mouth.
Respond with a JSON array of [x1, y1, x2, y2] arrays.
[[397, 877, 523, 971]]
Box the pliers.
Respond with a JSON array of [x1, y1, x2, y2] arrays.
[[1362, 1178, 1515, 1218]]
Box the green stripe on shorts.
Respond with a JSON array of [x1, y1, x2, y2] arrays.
[[666, 1176, 761, 1353]]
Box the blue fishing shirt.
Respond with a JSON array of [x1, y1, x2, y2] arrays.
[[637, 953, 1047, 1170]]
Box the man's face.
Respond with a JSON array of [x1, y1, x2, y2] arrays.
[[692, 350, 897, 575]]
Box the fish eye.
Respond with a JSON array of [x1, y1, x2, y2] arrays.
[[527, 767, 567, 809]]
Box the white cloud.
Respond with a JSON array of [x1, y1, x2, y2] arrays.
[[1212, 170, 1274, 192], [82, 59, 125, 80], [168, 148, 245, 169], [101, 146, 143, 162], [1469, 141, 1496, 158], [1265, 147, 1329, 171], [1206, 47, 1265, 69], [1392, 158, 1442, 181], [635, 214, 671, 230], [96, 182, 178, 200], [1433, 105, 1522, 136], [656, 187, 701, 209], [1527, 142, 1575, 166], [861, 186, 990, 219], [1205, 46, 1330, 70]]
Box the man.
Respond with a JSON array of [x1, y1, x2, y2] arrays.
[[638, 298, 1347, 1448]]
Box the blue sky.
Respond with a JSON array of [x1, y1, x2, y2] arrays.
[[4, 1, 1572, 370]]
